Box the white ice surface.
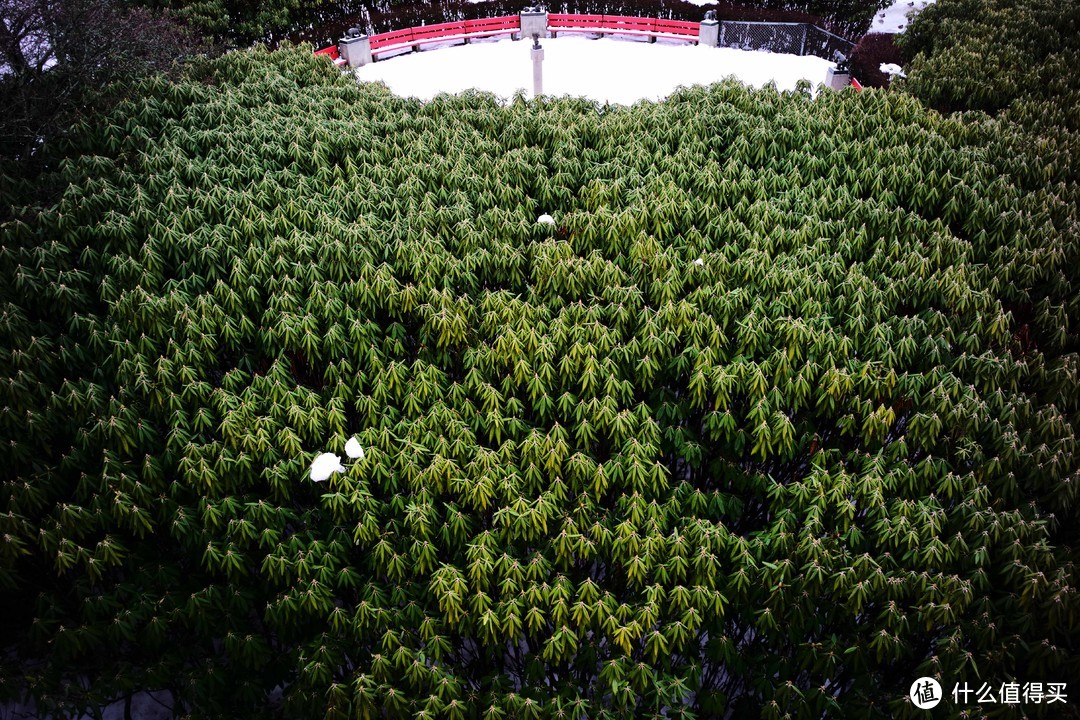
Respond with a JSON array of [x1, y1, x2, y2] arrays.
[[356, 34, 834, 104]]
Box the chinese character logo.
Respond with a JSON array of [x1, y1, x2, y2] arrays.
[[911, 677, 943, 709]]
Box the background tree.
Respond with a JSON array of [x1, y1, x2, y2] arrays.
[[0, 0, 205, 209], [898, 0, 1080, 127], [115, 0, 894, 51]]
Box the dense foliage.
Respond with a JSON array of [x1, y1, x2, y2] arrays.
[[898, 0, 1080, 135], [135, 0, 323, 41], [1, 45, 1078, 718]]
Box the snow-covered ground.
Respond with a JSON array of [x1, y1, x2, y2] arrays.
[[871, 0, 935, 34], [355, 34, 834, 105]]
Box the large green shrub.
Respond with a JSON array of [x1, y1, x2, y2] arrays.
[[1, 47, 1077, 718], [898, 0, 1080, 128]]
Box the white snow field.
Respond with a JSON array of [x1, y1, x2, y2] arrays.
[[872, 0, 936, 34], [355, 34, 836, 105]]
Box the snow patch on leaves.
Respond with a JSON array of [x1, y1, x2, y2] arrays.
[[345, 436, 365, 459], [310, 452, 345, 482]]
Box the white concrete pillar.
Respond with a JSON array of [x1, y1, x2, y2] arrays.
[[825, 67, 850, 90], [531, 37, 544, 97], [340, 35, 372, 67], [520, 8, 548, 40], [699, 19, 719, 47]]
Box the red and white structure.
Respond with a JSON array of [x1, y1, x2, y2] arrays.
[[314, 9, 856, 90], [317, 10, 711, 68]]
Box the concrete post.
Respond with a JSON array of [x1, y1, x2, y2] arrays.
[[340, 35, 372, 67], [520, 8, 548, 41], [825, 66, 850, 90], [699, 19, 719, 47], [531, 36, 544, 97]]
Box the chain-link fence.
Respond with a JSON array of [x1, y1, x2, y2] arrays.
[[802, 24, 855, 63], [718, 21, 853, 61]]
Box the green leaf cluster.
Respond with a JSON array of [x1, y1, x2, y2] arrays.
[[899, 0, 1080, 121], [0, 46, 1076, 718]]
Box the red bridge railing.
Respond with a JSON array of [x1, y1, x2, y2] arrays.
[[547, 14, 698, 41], [315, 13, 701, 62]]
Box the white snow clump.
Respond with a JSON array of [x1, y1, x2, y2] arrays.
[[345, 437, 365, 460], [310, 453, 345, 482]]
